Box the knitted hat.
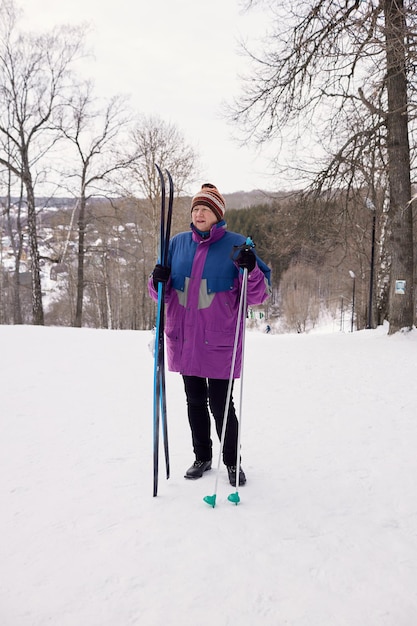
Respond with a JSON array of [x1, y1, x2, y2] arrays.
[[191, 183, 226, 221]]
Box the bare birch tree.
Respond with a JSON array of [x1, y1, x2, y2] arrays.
[[0, 0, 85, 324]]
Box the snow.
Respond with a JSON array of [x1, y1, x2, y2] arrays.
[[1, 323, 417, 626]]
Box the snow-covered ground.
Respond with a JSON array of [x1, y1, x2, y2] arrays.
[[1, 323, 417, 626]]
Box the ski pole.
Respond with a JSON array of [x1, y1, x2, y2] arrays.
[[203, 264, 249, 508], [228, 266, 248, 505]]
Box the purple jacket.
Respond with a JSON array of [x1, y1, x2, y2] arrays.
[[149, 222, 271, 379]]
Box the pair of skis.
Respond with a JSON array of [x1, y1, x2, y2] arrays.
[[153, 165, 173, 497]]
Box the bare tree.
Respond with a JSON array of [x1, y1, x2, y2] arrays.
[[59, 81, 137, 327], [233, 0, 415, 333], [280, 264, 321, 333], [0, 106, 26, 323], [0, 0, 85, 324], [127, 115, 198, 256], [115, 115, 199, 328]]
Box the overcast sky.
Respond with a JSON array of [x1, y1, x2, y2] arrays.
[[17, 0, 282, 194]]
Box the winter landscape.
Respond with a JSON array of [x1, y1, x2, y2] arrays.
[[1, 322, 417, 626]]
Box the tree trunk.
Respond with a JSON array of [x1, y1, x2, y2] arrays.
[[74, 196, 86, 327], [384, 0, 414, 333], [6, 177, 24, 324], [25, 177, 44, 325]]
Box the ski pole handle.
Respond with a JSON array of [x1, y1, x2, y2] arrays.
[[231, 236, 256, 271], [231, 235, 255, 261]]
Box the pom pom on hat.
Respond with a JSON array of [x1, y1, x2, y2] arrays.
[[191, 183, 226, 221]]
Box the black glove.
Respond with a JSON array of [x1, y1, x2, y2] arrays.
[[152, 264, 171, 288], [235, 249, 256, 272]]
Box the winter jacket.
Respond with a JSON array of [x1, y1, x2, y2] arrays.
[[148, 221, 271, 379]]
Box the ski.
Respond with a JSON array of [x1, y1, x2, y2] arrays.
[[153, 165, 174, 497]]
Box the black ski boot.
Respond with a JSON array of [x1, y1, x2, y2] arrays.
[[227, 465, 246, 486], [184, 460, 212, 479]]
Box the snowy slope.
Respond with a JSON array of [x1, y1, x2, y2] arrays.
[[1, 324, 417, 626]]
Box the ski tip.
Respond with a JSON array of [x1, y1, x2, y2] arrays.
[[203, 494, 216, 508], [227, 492, 240, 505]]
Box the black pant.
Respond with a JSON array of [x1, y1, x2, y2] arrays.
[[182, 375, 239, 466]]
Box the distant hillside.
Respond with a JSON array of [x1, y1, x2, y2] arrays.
[[1, 189, 294, 213], [223, 189, 289, 210]]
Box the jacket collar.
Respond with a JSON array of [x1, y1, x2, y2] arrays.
[[191, 220, 227, 244]]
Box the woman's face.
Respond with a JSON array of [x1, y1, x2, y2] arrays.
[[191, 205, 218, 232]]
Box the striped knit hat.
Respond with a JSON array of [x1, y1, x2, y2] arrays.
[[191, 183, 226, 221]]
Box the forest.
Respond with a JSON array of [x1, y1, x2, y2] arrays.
[[1, 1, 416, 334], [1, 187, 398, 333]]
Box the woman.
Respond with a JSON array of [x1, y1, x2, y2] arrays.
[[149, 183, 271, 485]]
